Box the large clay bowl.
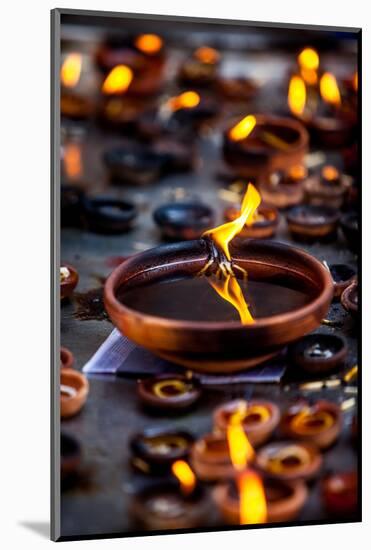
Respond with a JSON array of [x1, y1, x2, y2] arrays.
[[104, 239, 333, 373]]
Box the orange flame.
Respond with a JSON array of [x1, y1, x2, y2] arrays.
[[238, 470, 267, 524], [194, 46, 220, 64], [320, 72, 341, 106], [135, 34, 163, 55], [288, 75, 306, 116], [208, 274, 254, 325], [322, 165, 339, 182], [288, 164, 307, 181], [102, 65, 133, 95], [228, 115, 256, 142], [203, 183, 261, 262], [298, 48, 319, 71], [227, 402, 255, 471], [353, 72, 358, 92], [63, 143, 82, 180], [171, 460, 196, 495], [61, 53, 82, 88], [166, 90, 201, 111]]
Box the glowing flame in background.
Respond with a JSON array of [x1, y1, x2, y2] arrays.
[[171, 460, 196, 495], [288, 75, 306, 116], [194, 46, 220, 64], [135, 34, 163, 55], [102, 65, 134, 95], [238, 470, 268, 524], [208, 274, 254, 325], [63, 143, 82, 180], [165, 90, 201, 111], [320, 72, 341, 106], [298, 47, 319, 85], [321, 165, 339, 182], [228, 115, 256, 141], [61, 53, 82, 88]]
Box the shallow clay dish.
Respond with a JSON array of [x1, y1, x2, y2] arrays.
[[60, 369, 89, 418]]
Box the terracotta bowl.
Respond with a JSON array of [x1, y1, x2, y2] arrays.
[[280, 400, 342, 449], [60, 369, 89, 419], [60, 347, 74, 370], [256, 441, 322, 482], [137, 374, 202, 411], [213, 477, 308, 524], [341, 281, 358, 317], [289, 333, 348, 375], [190, 433, 235, 481], [213, 399, 280, 446], [60, 264, 79, 300], [104, 239, 333, 373]]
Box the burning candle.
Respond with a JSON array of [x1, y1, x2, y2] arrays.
[[281, 401, 342, 449]]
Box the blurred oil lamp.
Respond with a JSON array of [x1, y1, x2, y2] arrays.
[[130, 428, 194, 475], [341, 280, 358, 317], [178, 46, 220, 87], [214, 476, 307, 524], [191, 433, 237, 481], [286, 205, 340, 242], [322, 471, 358, 518], [289, 333, 348, 375], [217, 75, 259, 102], [60, 264, 79, 300], [340, 211, 359, 251], [329, 263, 357, 299], [60, 53, 94, 120], [223, 114, 309, 183], [60, 368, 89, 418], [129, 460, 210, 530], [260, 165, 307, 209], [61, 347, 74, 370], [256, 441, 322, 482], [105, 183, 333, 372], [137, 373, 202, 411], [280, 401, 342, 449], [304, 165, 351, 208], [223, 203, 279, 239], [82, 196, 137, 234], [213, 399, 280, 446], [153, 202, 214, 241], [297, 47, 319, 87]]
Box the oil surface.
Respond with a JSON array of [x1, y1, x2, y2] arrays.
[[118, 275, 314, 322]]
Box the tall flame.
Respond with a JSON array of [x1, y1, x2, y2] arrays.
[[227, 402, 255, 471], [61, 53, 82, 88], [298, 47, 319, 85], [63, 143, 82, 180], [320, 72, 341, 106], [171, 460, 196, 495], [288, 75, 306, 116], [194, 46, 220, 64], [102, 65, 133, 95], [203, 183, 261, 262], [208, 274, 254, 325], [166, 91, 200, 111], [135, 34, 163, 55], [238, 470, 267, 524], [228, 115, 256, 142]]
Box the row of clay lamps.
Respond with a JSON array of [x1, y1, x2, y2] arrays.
[[60, 347, 89, 419]]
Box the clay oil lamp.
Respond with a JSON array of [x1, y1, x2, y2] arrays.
[[222, 114, 309, 183], [256, 441, 322, 482], [289, 333, 348, 375], [213, 399, 280, 447], [217, 76, 259, 102], [130, 428, 194, 475], [137, 373, 202, 411], [61, 347, 74, 370], [129, 460, 210, 530], [329, 263, 357, 299], [61, 432, 82, 481], [213, 476, 308, 525], [287, 69, 356, 149], [341, 281, 358, 317], [104, 183, 333, 373], [286, 204, 340, 242], [60, 368, 89, 419], [260, 165, 307, 209], [304, 165, 351, 208], [224, 203, 279, 239], [82, 196, 137, 234], [153, 202, 214, 241], [60, 264, 79, 300], [340, 211, 359, 251], [103, 143, 164, 185], [151, 138, 196, 173], [191, 433, 238, 481], [60, 53, 94, 120], [178, 46, 220, 87], [322, 471, 358, 518], [280, 401, 341, 449]]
